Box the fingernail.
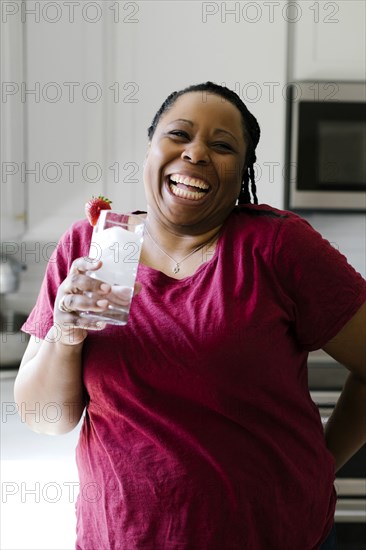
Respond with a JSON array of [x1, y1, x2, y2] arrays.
[[96, 299, 108, 307], [100, 283, 110, 292]]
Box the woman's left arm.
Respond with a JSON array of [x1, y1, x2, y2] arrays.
[[322, 301, 366, 471]]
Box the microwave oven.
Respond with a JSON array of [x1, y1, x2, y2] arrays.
[[285, 81, 366, 212]]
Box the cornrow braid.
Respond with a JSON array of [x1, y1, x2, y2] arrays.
[[147, 81, 261, 205]]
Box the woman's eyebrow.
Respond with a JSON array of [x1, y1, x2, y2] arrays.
[[213, 128, 238, 144], [168, 119, 238, 144], [168, 118, 194, 126]]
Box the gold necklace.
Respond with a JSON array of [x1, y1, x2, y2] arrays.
[[145, 224, 215, 274]]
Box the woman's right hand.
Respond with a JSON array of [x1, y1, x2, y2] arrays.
[[53, 257, 141, 346]]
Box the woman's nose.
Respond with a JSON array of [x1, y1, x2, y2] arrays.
[[181, 141, 209, 164]]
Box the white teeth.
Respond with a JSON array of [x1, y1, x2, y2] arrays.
[[169, 184, 204, 201], [170, 173, 209, 190]]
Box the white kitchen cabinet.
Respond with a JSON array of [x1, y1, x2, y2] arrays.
[[1, 10, 26, 241], [291, 0, 366, 81], [22, 7, 108, 241]]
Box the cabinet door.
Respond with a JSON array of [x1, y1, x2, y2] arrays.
[[291, 0, 366, 81], [1, 11, 26, 240], [23, 11, 107, 241]]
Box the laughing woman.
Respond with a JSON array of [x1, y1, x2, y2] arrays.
[[16, 82, 366, 550]]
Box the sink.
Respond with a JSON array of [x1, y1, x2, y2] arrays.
[[0, 311, 29, 368]]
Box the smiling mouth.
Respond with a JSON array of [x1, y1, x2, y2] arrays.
[[167, 173, 210, 201]]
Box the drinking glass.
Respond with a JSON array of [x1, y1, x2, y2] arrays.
[[80, 211, 145, 325]]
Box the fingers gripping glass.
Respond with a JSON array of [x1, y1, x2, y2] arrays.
[[80, 211, 145, 326]]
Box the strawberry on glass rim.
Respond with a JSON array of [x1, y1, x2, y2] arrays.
[[85, 195, 112, 226]]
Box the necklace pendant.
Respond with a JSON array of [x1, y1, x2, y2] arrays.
[[173, 263, 180, 274]]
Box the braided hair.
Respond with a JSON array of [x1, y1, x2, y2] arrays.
[[147, 81, 261, 205]]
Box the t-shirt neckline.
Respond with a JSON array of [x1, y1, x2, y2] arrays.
[[135, 211, 230, 284]]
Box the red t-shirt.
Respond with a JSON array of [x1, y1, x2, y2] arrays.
[[23, 205, 366, 550]]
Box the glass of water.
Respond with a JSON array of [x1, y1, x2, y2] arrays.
[[80, 211, 145, 325]]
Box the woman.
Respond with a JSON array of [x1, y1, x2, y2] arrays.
[[16, 82, 366, 549]]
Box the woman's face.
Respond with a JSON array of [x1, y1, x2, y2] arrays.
[[143, 91, 248, 233]]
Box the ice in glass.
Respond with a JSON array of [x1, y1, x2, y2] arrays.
[[80, 211, 145, 325]]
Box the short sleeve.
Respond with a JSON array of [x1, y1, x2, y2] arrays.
[[272, 215, 366, 351], [22, 220, 91, 340]]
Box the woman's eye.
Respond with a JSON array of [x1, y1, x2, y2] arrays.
[[214, 143, 233, 151], [169, 130, 189, 138]]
